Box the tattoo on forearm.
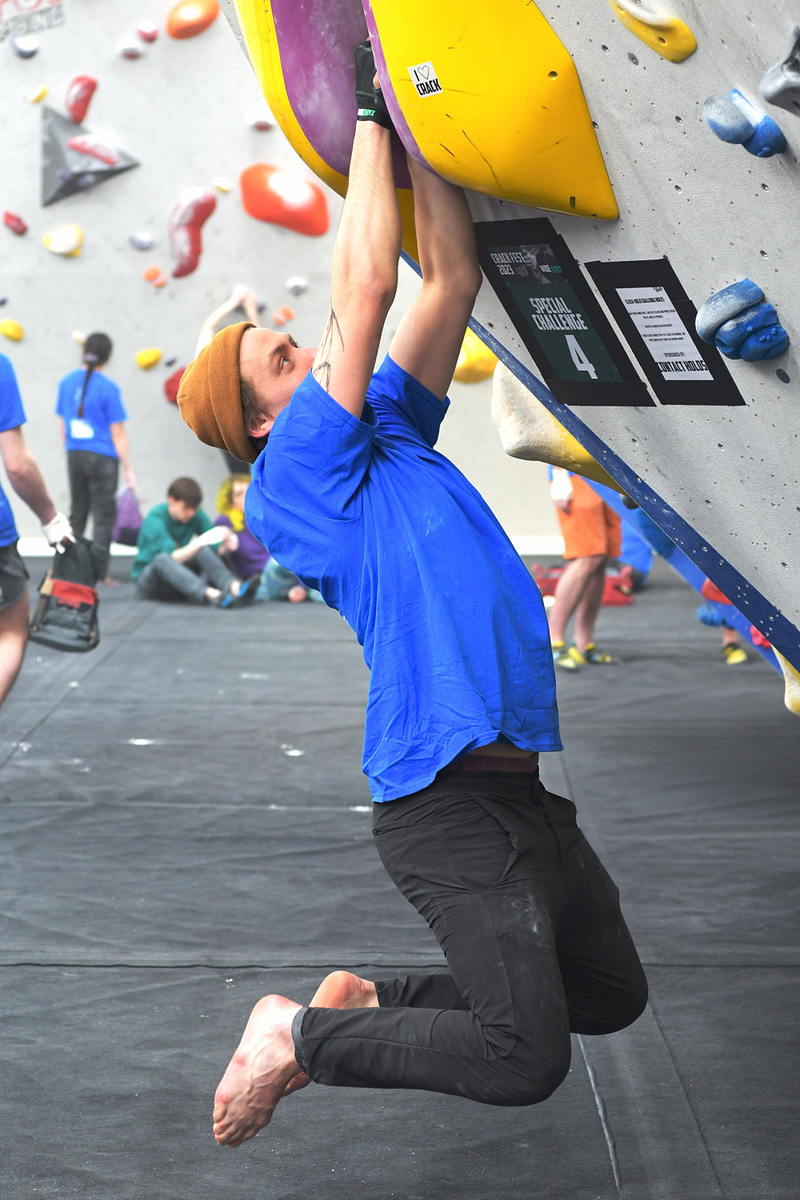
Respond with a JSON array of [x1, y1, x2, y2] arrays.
[[313, 308, 344, 391]]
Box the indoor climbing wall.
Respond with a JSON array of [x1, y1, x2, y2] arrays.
[[463, 1, 799, 671], [222, 0, 799, 670]]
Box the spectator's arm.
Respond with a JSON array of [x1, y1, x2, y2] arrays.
[[195, 286, 261, 356], [0, 426, 58, 525], [109, 422, 136, 490]]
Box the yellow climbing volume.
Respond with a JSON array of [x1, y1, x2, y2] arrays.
[[368, 0, 618, 219]]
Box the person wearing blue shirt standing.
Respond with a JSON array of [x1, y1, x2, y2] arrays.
[[56, 333, 135, 581], [0, 354, 73, 707], [177, 44, 647, 1150]]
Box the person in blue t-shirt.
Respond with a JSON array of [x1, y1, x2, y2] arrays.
[[0, 354, 73, 707], [177, 44, 646, 1149], [56, 333, 136, 580]]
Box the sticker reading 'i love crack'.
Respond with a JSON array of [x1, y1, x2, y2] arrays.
[[408, 60, 442, 97]]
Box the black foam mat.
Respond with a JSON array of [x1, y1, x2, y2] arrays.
[[0, 558, 796, 1198]]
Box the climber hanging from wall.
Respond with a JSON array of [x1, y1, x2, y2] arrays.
[[177, 41, 648, 1147]]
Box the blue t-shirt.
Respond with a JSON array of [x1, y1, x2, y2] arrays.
[[246, 356, 562, 802], [56, 368, 126, 457], [0, 354, 27, 546]]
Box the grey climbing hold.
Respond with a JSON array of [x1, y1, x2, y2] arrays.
[[714, 302, 778, 355], [10, 35, 40, 58], [696, 279, 763, 343], [728, 90, 786, 157], [129, 231, 155, 251], [702, 95, 754, 144], [760, 27, 800, 117]]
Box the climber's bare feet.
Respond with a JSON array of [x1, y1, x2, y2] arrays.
[[213, 994, 301, 1148], [280, 971, 378, 1098], [310, 970, 379, 1010]]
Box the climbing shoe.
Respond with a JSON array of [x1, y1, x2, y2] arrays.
[[552, 641, 580, 671], [354, 40, 393, 128], [568, 643, 617, 666], [722, 643, 749, 666]]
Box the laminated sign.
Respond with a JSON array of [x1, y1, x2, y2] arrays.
[[475, 218, 652, 406]]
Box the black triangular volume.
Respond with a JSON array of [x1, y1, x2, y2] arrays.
[[41, 106, 139, 206]]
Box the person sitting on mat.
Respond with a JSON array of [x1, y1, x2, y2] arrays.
[[0, 353, 73, 707], [177, 42, 647, 1148], [132, 477, 258, 607], [215, 474, 322, 603]]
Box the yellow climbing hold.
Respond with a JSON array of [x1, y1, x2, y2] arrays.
[[43, 224, 83, 256], [29, 84, 48, 103], [136, 347, 162, 369], [453, 328, 498, 384], [608, 0, 697, 63], [491, 363, 626, 493], [0, 319, 24, 342], [367, 0, 619, 218], [774, 649, 800, 716], [213, 177, 233, 192]]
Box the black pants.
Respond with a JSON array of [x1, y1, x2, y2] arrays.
[[293, 770, 647, 1106], [67, 450, 119, 578]]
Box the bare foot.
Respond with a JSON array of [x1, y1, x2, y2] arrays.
[[213, 994, 301, 1148], [287, 584, 307, 603], [280, 971, 378, 1098]]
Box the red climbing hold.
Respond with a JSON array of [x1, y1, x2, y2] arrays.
[[164, 366, 186, 404], [701, 579, 732, 605], [3, 212, 28, 236], [168, 188, 216, 278], [65, 75, 97, 125], [240, 163, 329, 237], [137, 23, 159, 43], [67, 136, 120, 167], [166, 0, 220, 40], [749, 625, 772, 650]]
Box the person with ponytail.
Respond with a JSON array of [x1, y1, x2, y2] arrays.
[[56, 333, 135, 581]]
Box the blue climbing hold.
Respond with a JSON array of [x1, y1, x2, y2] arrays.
[[714, 302, 778, 356], [739, 325, 790, 361], [696, 279, 763, 343], [728, 90, 786, 157], [702, 95, 754, 143]]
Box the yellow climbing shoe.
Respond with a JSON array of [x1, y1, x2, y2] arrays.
[[552, 641, 580, 671], [569, 643, 617, 666], [722, 644, 749, 666]]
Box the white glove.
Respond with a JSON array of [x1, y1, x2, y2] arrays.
[[550, 468, 574, 505], [42, 511, 75, 550]]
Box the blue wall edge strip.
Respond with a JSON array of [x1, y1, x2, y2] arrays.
[[400, 253, 799, 674]]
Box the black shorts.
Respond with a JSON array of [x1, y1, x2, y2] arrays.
[[0, 540, 29, 612]]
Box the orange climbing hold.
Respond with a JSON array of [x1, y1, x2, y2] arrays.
[[240, 164, 329, 237], [166, 0, 220, 40]]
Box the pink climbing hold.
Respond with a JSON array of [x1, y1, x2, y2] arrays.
[[67, 136, 120, 167], [240, 163, 329, 237], [164, 366, 186, 405], [3, 212, 28, 236], [137, 23, 158, 43], [65, 75, 97, 125], [749, 625, 772, 650], [168, 188, 217, 278]]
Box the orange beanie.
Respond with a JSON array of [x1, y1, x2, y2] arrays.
[[177, 322, 257, 464]]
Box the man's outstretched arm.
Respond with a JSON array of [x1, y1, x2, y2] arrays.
[[312, 119, 401, 420], [388, 158, 482, 402]]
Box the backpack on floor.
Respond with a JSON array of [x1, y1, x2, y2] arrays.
[[28, 536, 102, 653]]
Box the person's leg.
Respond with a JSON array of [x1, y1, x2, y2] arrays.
[[548, 554, 604, 645], [571, 556, 607, 651], [192, 545, 236, 592], [135, 553, 209, 603], [293, 775, 574, 1102], [67, 451, 90, 538], [87, 453, 119, 579], [257, 559, 306, 601], [0, 589, 30, 707]]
